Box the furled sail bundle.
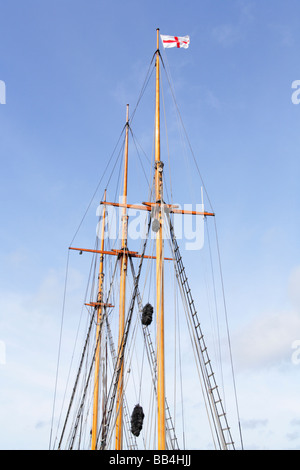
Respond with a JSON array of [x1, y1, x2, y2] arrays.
[[130, 405, 144, 437], [141, 303, 153, 326]]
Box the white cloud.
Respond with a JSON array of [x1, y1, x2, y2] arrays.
[[212, 24, 240, 47], [232, 309, 300, 370], [242, 418, 268, 430], [221, 266, 300, 448], [268, 24, 294, 47], [0, 266, 85, 449], [230, 265, 300, 371], [212, 0, 255, 47], [288, 266, 300, 311]]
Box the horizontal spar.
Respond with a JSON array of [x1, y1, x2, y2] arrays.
[[100, 200, 215, 217], [69, 246, 173, 261], [85, 302, 114, 308]]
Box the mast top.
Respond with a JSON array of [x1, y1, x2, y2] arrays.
[[156, 28, 160, 50]]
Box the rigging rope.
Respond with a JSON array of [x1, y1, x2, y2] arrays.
[[67, 251, 119, 449], [97, 215, 152, 449], [160, 49, 214, 214], [205, 219, 225, 404], [160, 67, 173, 203], [130, 128, 152, 189], [213, 217, 244, 450], [51, 239, 99, 449], [49, 248, 70, 449], [56, 254, 119, 449], [130, 52, 156, 124], [69, 127, 126, 248], [166, 213, 225, 450], [159, 47, 243, 449]]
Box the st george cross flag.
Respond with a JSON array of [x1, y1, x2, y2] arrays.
[[160, 34, 190, 49]]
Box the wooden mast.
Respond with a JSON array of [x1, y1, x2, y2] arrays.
[[91, 189, 107, 450], [155, 28, 166, 450], [115, 104, 130, 450]]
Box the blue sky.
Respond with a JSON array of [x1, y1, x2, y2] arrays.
[[1, 0, 300, 450]]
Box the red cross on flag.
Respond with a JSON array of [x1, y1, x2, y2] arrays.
[[160, 34, 190, 49]]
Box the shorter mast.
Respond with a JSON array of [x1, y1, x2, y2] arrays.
[[91, 189, 107, 450], [115, 104, 130, 450]]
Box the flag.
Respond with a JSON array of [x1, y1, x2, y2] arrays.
[[160, 34, 190, 49]]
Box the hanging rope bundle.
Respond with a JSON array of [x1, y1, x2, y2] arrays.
[[130, 404, 144, 437], [141, 303, 153, 326]]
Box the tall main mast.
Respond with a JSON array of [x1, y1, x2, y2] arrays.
[[115, 104, 130, 450], [155, 28, 166, 450]]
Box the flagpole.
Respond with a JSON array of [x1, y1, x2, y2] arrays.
[[155, 27, 166, 451]]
